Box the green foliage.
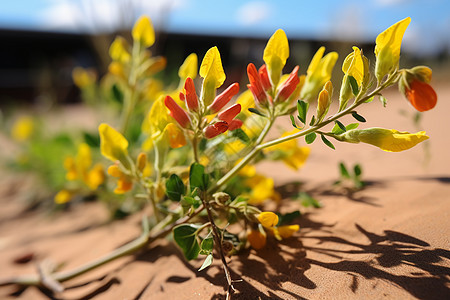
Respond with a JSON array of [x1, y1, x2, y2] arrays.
[[189, 163, 209, 193], [335, 162, 365, 189], [166, 174, 185, 202], [173, 224, 201, 260]]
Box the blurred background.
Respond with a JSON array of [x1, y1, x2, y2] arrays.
[[0, 0, 449, 106]]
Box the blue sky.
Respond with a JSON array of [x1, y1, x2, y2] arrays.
[[0, 0, 449, 55]]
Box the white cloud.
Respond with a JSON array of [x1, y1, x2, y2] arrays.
[[37, 0, 186, 33], [235, 1, 271, 26]]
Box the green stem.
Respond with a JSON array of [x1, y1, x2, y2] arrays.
[[209, 76, 394, 194]]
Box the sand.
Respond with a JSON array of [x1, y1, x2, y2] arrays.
[[0, 84, 449, 299]]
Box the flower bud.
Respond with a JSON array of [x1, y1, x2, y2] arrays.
[[183, 77, 199, 112], [316, 82, 332, 122], [339, 75, 353, 111], [276, 66, 300, 102], [228, 119, 243, 131], [203, 121, 228, 139], [398, 68, 437, 112], [164, 95, 190, 128], [258, 64, 272, 91], [218, 104, 241, 123], [208, 83, 240, 113], [247, 63, 267, 104], [136, 152, 147, 172]]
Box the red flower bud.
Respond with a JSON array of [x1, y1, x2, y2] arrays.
[[259, 64, 272, 91], [183, 77, 199, 111], [405, 79, 437, 112], [208, 83, 240, 113], [277, 66, 300, 102], [164, 95, 190, 128], [218, 104, 241, 123], [203, 121, 228, 139], [228, 119, 243, 131], [247, 63, 267, 104]]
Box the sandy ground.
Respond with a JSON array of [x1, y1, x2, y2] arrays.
[[0, 84, 449, 299]]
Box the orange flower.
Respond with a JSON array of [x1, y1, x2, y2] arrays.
[[208, 83, 240, 113], [164, 95, 190, 128], [405, 79, 437, 112]]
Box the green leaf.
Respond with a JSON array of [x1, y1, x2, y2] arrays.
[[305, 132, 317, 144], [351, 112, 366, 123], [166, 174, 185, 202], [354, 164, 362, 177], [309, 115, 316, 126], [189, 163, 209, 192], [339, 162, 351, 179], [83, 132, 100, 148], [321, 134, 335, 150], [111, 84, 124, 104], [297, 192, 322, 208], [182, 196, 201, 208], [198, 254, 213, 271], [173, 224, 201, 260], [331, 123, 344, 135], [379, 95, 388, 107], [230, 128, 250, 143], [348, 76, 359, 96], [248, 108, 266, 117], [290, 115, 299, 129], [200, 236, 214, 255], [345, 123, 359, 131], [335, 120, 346, 132], [297, 100, 308, 124], [277, 211, 301, 226], [364, 96, 375, 103]]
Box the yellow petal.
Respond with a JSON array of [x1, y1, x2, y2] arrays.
[[76, 143, 92, 174], [11, 116, 34, 142], [85, 164, 105, 190], [306, 46, 325, 75], [339, 128, 429, 152], [375, 17, 411, 59], [263, 29, 289, 85], [248, 175, 274, 204], [163, 123, 187, 148], [142, 96, 170, 137], [107, 165, 122, 177], [178, 53, 198, 80], [276, 225, 300, 239], [114, 176, 133, 194], [136, 152, 147, 172], [54, 190, 72, 204], [109, 36, 131, 63], [99, 123, 129, 162], [247, 230, 266, 250], [199, 46, 225, 89], [342, 46, 364, 85], [72, 67, 97, 88], [374, 17, 411, 80], [257, 212, 279, 228], [132, 15, 155, 47], [64, 157, 78, 180]]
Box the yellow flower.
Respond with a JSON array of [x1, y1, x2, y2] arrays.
[[63, 143, 105, 190], [107, 165, 133, 194], [199, 46, 225, 105], [11, 116, 34, 142], [247, 230, 266, 250], [109, 36, 131, 63], [236, 90, 255, 117], [300, 47, 338, 102], [257, 212, 279, 228], [263, 29, 289, 87], [342, 46, 364, 86], [132, 15, 155, 47], [178, 53, 198, 80], [85, 163, 105, 190], [246, 174, 275, 204], [265, 130, 310, 170], [337, 127, 429, 152], [99, 123, 129, 163], [374, 17, 411, 82], [163, 123, 187, 149], [142, 96, 171, 139], [108, 61, 126, 79], [72, 67, 97, 88], [54, 190, 72, 204], [248, 212, 300, 249]]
